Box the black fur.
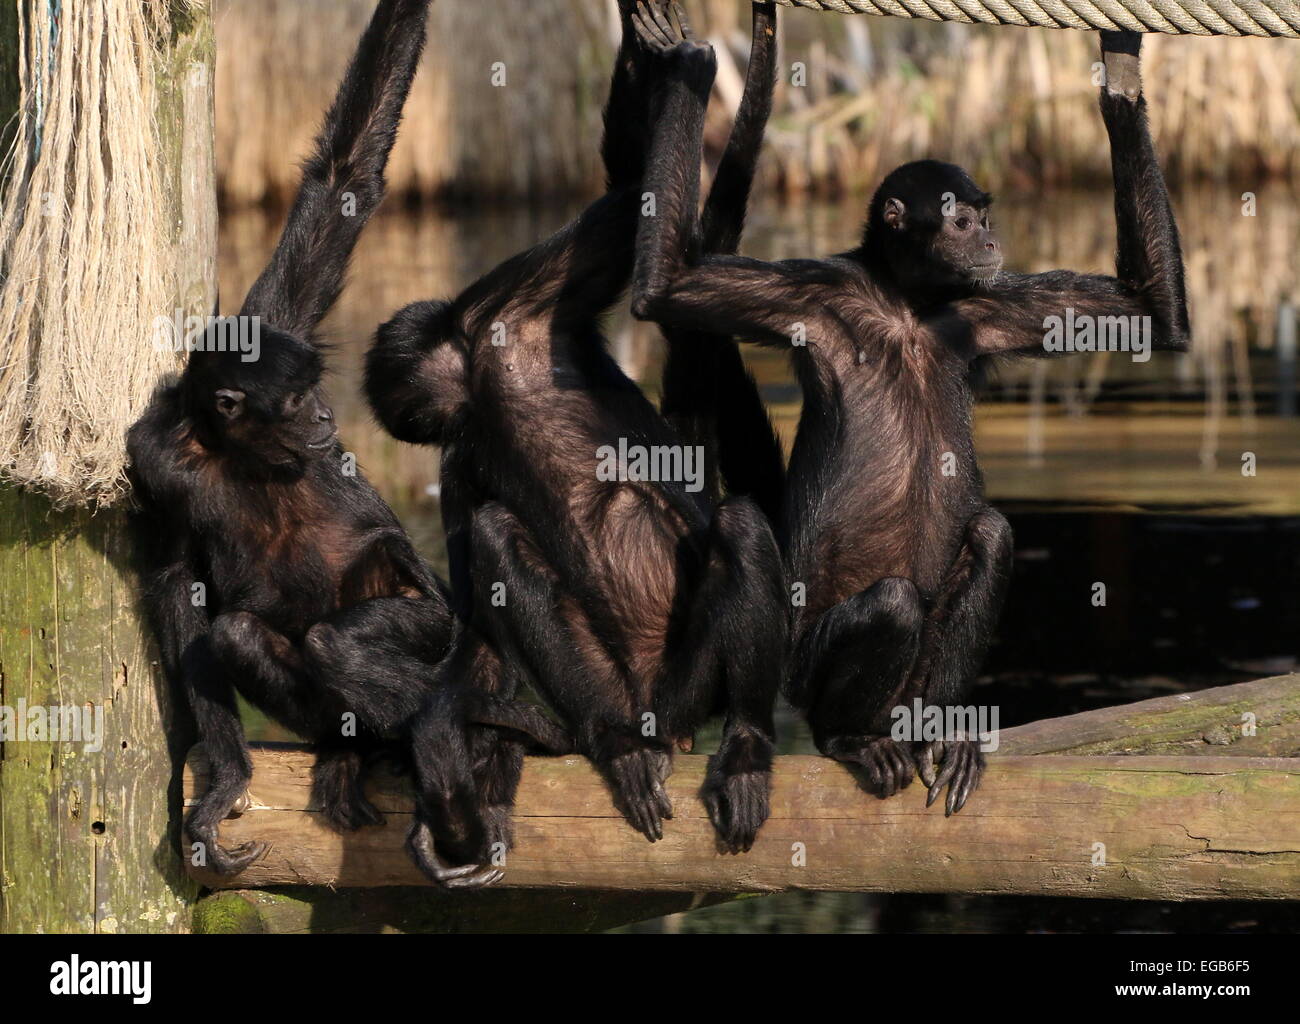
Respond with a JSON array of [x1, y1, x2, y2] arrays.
[[128, 0, 453, 877], [365, 2, 786, 884], [632, 30, 1189, 814], [656, 2, 784, 527]]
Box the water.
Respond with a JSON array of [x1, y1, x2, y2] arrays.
[[219, 187, 1300, 932]]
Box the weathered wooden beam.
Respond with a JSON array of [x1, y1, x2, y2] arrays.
[[185, 746, 1300, 900], [1000, 673, 1300, 756]]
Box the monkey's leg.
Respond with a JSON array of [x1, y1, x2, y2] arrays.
[[301, 597, 456, 832], [661, 497, 785, 853], [405, 635, 511, 890], [468, 502, 673, 844], [185, 611, 319, 873], [179, 636, 266, 876], [207, 611, 381, 835], [403, 633, 571, 889], [906, 506, 1013, 815], [791, 577, 925, 798], [303, 595, 452, 736]]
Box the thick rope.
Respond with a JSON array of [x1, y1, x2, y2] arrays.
[[776, 0, 1300, 36]]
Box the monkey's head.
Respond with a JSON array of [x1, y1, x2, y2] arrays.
[[864, 160, 1002, 301], [184, 319, 337, 472]]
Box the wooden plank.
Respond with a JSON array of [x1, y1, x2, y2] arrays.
[[185, 746, 1300, 900], [1000, 673, 1300, 756]]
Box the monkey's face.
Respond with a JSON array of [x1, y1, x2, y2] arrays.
[[188, 325, 336, 471], [211, 379, 337, 471], [931, 201, 1002, 286], [869, 160, 1002, 300]]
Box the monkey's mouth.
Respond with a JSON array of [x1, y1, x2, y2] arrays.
[[306, 428, 338, 450], [968, 260, 1003, 284]]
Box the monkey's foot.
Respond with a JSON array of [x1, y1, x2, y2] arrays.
[[320, 789, 386, 832], [190, 826, 270, 877], [825, 735, 916, 798], [701, 765, 770, 854], [915, 736, 984, 816], [606, 747, 674, 842], [406, 820, 503, 890]]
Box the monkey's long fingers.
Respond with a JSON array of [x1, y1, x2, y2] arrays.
[[670, 2, 694, 40], [441, 866, 504, 890], [648, 1, 679, 40], [926, 747, 960, 808], [916, 742, 937, 788], [889, 742, 916, 790], [406, 820, 497, 888], [948, 745, 984, 816], [632, 2, 674, 50], [205, 837, 270, 876]]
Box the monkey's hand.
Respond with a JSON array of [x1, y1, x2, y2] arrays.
[[406, 819, 504, 890], [188, 821, 270, 877], [632, 1, 710, 62], [606, 746, 674, 842], [915, 734, 985, 816], [1100, 30, 1142, 102]]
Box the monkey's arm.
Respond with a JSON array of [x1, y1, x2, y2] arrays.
[[659, 3, 783, 516], [240, 0, 432, 337], [638, 252, 855, 349], [631, 22, 853, 348], [955, 32, 1189, 359], [454, 188, 645, 339], [699, 1, 777, 254], [603, 1, 665, 189], [451, 5, 689, 340]]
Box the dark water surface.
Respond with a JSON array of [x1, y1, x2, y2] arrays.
[[220, 187, 1300, 932]]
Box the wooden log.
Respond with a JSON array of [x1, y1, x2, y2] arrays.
[[185, 746, 1300, 900], [0, 2, 216, 934], [1000, 673, 1300, 756]]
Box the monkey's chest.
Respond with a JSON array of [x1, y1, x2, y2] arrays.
[[210, 522, 369, 630]]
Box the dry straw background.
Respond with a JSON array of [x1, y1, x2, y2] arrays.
[[214, 0, 1300, 204]]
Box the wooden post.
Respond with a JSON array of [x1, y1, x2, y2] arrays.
[[185, 745, 1300, 900], [0, 1, 216, 933]]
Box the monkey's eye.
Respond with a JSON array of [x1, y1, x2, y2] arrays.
[[287, 391, 307, 411], [955, 216, 972, 231]]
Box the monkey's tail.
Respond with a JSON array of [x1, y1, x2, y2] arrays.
[[239, 0, 432, 338]]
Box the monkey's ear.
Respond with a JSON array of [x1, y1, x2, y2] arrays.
[[214, 388, 246, 420], [883, 197, 907, 229]]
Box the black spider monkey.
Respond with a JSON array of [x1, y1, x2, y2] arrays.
[[633, 29, 1189, 814], [365, 0, 786, 886], [656, 2, 784, 525], [129, 0, 558, 878]]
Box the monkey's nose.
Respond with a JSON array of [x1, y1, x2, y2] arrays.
[[317, 406, 334, 423], [985, 240, 998, 252]]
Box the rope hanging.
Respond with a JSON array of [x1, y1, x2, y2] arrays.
[[775, 0, 1300, 36]]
